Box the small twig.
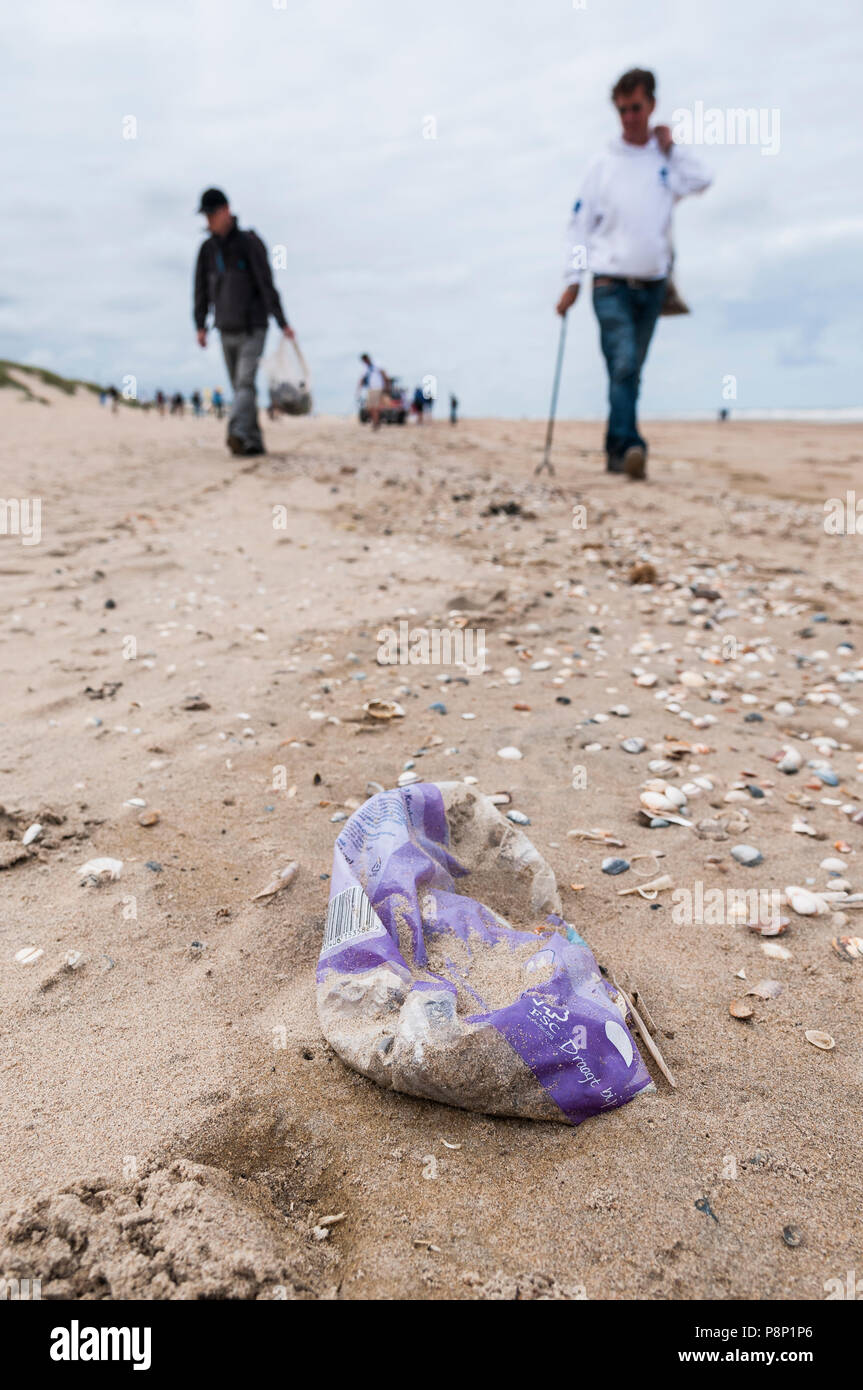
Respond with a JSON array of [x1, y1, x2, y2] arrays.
[[613, 979, 676, 1089]]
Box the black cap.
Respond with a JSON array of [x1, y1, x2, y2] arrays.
[[197, 187, 228, 214]]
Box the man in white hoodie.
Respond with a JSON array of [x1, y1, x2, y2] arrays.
[[556, 69, 712, 479]]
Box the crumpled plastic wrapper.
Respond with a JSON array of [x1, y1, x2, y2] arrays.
[[316, 782, 653, 1125]]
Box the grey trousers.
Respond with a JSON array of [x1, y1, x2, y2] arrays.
[[220, 328, 267, 450]]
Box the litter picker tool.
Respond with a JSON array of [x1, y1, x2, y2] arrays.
[[535, 312, 568, 476]]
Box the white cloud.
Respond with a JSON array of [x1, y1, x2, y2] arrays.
[[3, 0, 861, 413]]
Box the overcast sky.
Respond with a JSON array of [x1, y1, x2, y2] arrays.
[[3, 0, 861, 416]]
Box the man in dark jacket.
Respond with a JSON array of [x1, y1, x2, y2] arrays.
[[194, 188, 293, 457]]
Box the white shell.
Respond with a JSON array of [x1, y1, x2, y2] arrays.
[[76, 857, 123, 884], [497, 746, 523, 761], [786, 885, 829, 916], [777, 746, 802, 772]]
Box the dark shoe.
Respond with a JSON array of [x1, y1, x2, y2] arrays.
[[606, 457, 625, 474], [242, 445, 266, 457], [227, 434, 245, 456], [623, 445, 647, 480]]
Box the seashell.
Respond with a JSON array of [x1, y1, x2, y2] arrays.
[[76, 857, 123, 885], [363, 699, 405, 720], [748, 916, 789, 937], [22, 823, 42, 846], [663, 785, 687, 809], [635, 672, 657, 687], [506, 810, 531, 825], [729, 1000, 754, 1020], [137, 810, 160, 827], [617, 873, 673, 898], [791, 818, 819, 837], [497, 746, 522, 760], [804, 1030, 835, 1051], [762, 942, 792, 960], [776, 746, 802, 773], [786, 886, 829, 916], [831, 936, 863, 962], [601, 856, 630, 875], [253, 861, 299, 900], [620, 738, 646, 754], [680, 671, 706, 688], [398, 770, 419, 786], [820, 857, 847, 873], [746, 980, 783, 999], [567, 828, 626, 846], [696, 818, 728, 840], [825, 878, 851, 893], [641, 791, 675, 814], [14, 946, 44, 966]]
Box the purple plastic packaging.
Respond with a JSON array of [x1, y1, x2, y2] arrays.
[[317, 782, 654, 1125]]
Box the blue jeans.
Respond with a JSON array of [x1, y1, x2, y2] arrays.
[[592, 278, 666, 466]]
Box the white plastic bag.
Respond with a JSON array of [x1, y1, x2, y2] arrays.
[[265, 336, 312, 415]]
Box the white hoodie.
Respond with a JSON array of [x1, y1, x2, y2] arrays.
[[563, 134, 712, 285]]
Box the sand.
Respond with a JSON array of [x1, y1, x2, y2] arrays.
[[1, 371, 861, 1300]]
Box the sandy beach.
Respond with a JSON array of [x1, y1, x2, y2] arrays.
[[1, 370, 861, 1301]]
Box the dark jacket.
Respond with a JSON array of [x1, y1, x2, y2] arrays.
[[194, 218, 288, 333]]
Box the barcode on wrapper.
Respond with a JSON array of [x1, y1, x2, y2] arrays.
[[322, 885, 387, 957]]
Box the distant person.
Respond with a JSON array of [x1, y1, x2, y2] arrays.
[[170, 391, 184, 416], [449, 393, 458, 426], [155, 389, 166, 416], [194, 187, 294, 458], [556, 68, 712, 480], [212, 388, 224, 419], [107, 385, 119, 414], [412, 385, 425, 424], [203, 386, 212, 415], [423, 380, 435, 419], [191, 389, 203, 417], [358, 353, 387, 430], [718, 406, 730, 422]]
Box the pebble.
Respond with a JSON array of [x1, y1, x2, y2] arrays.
[[21, 823, 42, 846], [777, 747, 802, 773], [731, 845, 764, 867], [506, 810, 531, 826], [427, 702, 447, 714], [602, 857, 630, 875], [813, 768, 839, 787], [621, 738, 646, 754], [497, 746, 522, 761]]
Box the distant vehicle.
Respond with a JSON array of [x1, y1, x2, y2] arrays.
[[358, 376, 407, 425]]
